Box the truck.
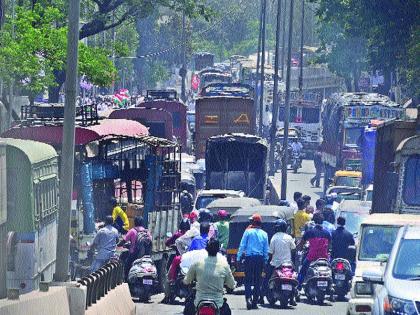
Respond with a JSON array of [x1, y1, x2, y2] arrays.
[[205, 133, 268, 201], [371, 113, 420, 214], [195, 83, 255, 159], [320, 92, 404, 193]]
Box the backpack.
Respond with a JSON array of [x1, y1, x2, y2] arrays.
[[135, 228, 152, 258]]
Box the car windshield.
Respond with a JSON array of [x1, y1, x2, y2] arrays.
[[335, 176, 361, 187], [359, 225, 399, 261], [392, 239, 420, 279], [195, 196, 218, 209], [338, 211, 366, 235]]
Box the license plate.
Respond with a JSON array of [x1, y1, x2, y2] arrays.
[[143, 279, 153, 285], [317, 281, 328, 287], [281, 284, 293, 291], [335, 274, 346, 280]]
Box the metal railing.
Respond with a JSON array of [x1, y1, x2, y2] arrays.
[[77, 261, 124, 309]]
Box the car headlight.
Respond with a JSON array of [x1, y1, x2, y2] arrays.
[[355, 281, 373, 295], [384, 296, 417, 315]]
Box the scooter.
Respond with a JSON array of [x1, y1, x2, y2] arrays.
[[331, 258, 352, 300], [127, 255, 158, 302], [303, 258, 334, 305], [267, 262, 299, 308], [196, 300, 219, 315]]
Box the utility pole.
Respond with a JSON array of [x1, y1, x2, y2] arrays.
[[299, 0, 305, 96], [280, 0, 287, 80], [54, 0, 80, 282], [269, 0, 283, 176], [6, 0, 15, 129], [254, 0, 263, 134], [281, 0, 294, 200], [259, 0, 267, 136], [180, 11, 187, 102]]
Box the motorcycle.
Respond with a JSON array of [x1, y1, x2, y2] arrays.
[[303, 258, 334, 305], [127, 255, 158, 302], [166, 267, 193, 304], [196, 300, 219, 315], [291, 150, 301, 173], [331, 258, 352, 300], [267, 262, 299, 308]]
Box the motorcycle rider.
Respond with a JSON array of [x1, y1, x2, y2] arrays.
[[90, 215, 119, 272], [331, 216, 355, 271], [294, 198, 311, 243], [290, 138, 303, 167], [214, 210, 230, 251], [180, 190, 193, 216], [120, 216, 152, 277], [237, 213, 269, 310], [184, 239, 236, 315], [166, 218, 191, 252], [110, 198, 130, 234], [189, 222, 210, 251], [297, 213, 331, 289], [262, 219, 296, 305]]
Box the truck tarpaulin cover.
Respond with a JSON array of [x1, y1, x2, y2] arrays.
[[205, 134, 268, 200], [361, 127, 376, 185]]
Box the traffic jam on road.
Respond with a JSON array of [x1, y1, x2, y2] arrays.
[[0, 1, 419, 314]]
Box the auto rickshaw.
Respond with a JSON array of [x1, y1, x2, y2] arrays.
[[226, 205, 294, 286], [206, 197, 261, 217], [332, 170, 362, 188]]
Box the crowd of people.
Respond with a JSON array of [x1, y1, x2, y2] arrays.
[[88, 192, 355, 314]]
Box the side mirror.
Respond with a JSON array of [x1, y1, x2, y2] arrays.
[[362, 269, 384, 285]]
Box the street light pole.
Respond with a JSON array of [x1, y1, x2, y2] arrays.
[[254, 0, 263, 134], [299, 0, 305, 96], [281, 0, 294, 200], [259, 0, 267, 137], [180, 11, 187, 102], [280, 0, 287, 80], [54, 0, 80, 282], [269, 0, 283, 176]]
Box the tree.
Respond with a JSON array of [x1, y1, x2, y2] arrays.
[[0, 4, 117, 104], [310, 0, 367, 92]]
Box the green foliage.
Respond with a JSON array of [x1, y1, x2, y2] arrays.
[[0, 3, 117, 96]]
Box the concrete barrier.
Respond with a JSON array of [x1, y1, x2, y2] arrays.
[[85, 283, 135, 315], [0, 286, 71, 315], [0, 283, 135, 315]]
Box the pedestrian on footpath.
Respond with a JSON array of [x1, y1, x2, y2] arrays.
[[237, 213, 269, 310], [310, 149, 323, 188]]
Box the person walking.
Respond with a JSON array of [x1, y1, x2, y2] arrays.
[[237, 214, 269, 310], [90, 215, 119, 272], [310, 149, 323, 188]]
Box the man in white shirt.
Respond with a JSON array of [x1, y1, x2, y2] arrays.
[[261, 219, 296, 304]]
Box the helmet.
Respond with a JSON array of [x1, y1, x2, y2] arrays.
[[179, 218, 190, 231], [274, 219, 288, 232], [189, 210, 199, 221], [217, 209, 229, 219], [198, 208, 213, 223]]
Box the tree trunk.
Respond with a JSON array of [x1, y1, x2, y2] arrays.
[[49, 70, 66, 103], [353, 68, 360, 92], [344, 77, 352, 92], [383, 69, 392, 95]]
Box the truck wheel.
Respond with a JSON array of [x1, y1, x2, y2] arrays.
[[157, 256, 168, 293]]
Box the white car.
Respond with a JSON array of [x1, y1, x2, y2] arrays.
[[363, 225, 420, 315], [194, 189, 244, 210]]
